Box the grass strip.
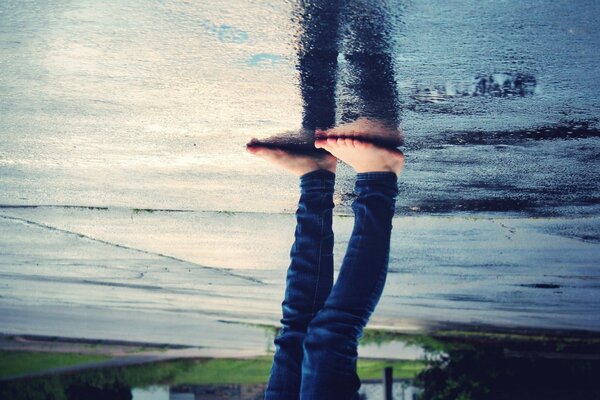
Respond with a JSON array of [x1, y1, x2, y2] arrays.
[[0, 351, 425, 384], [0, 351, 110, 378]]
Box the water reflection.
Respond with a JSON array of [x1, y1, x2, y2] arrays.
[[247, 0, 402, 153], [134, 381, 419, 400], [411, 73, 537, 105], [296, 0, 401, 130]]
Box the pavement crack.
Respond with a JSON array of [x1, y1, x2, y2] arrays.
[[0, 214, 264, 285]]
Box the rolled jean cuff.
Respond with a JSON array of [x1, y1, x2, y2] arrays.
[[355, 171, 398, 197], [300, 169, 336, 193]]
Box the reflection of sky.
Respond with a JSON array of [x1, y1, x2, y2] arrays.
[[359, 339, 426, 360], [132, 387, 169, 400]]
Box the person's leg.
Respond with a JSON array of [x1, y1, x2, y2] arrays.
[[338, 0, 400, 127], [245, 148, 337, 400], [300, 138, 403, 399], [265, 169, 336, 400]]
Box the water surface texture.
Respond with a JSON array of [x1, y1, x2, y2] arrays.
[[1, 0, 600, 347]]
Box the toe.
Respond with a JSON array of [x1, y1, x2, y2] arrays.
[[246, 145, 260, 154], [247, 138, 261, 146], [314, 139, 327, 149], [272, 149, 287, 157], [354, 140, 369, 149]]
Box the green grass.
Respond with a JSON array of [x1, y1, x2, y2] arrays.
[[174, 357, 426, 385], [173, 357, 272, 384], [0, 351, 110, 378], [0, 351, 425, 384]]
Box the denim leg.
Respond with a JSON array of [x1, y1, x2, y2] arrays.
[[265, 169, 336, 400], [300, 172, 398, 400]]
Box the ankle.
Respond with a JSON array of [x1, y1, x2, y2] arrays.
[[301, 169, 336, 181], [300, 169, 336, 192]]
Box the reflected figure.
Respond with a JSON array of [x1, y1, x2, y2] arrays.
[[247, 0, 402, 154], [249, 138, 403, 399]]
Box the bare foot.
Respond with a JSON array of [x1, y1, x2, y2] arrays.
[[246, 145, 336, 176], [314, 137, 404, 175], [247, 128, 325, 155], [315, 118, 404, 148]]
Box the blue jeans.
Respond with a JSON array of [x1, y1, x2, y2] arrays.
[[265, 169, 398, 400]]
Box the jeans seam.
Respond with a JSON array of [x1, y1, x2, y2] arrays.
[[367, 258, 388, 314], [353, 197, 367, 329], [311, 193, 325, 315]]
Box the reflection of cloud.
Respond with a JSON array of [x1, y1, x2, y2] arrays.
[[199, 19, 248, 43], [246, 53, 284, 67]]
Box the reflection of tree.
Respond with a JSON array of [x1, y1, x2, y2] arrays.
[[416, 343, 600, 400], [68, 384, 131, 400]]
